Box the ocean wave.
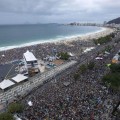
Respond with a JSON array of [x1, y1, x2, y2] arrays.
[[0, 27, 107, 51]]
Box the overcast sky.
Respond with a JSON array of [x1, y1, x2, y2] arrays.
[[0, 0, 120, 24]]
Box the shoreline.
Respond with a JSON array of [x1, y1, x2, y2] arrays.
[[0, 27, 115, 65], [0, 27, 114, 52]]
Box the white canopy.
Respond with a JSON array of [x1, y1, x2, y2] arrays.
[[0, 79, 15, 90], [28, 101, 33, 106], [95, 57, 103, 60], [105, 51, 110, 55], [12, 74, 28, 83], [83, 47, 95, 53], [2, 54, 5, 57], [68, 52, 74, 56], [23, 50, 37, 62]]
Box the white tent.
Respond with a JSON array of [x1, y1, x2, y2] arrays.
[[23, 50, 37, 62], [12, 74, 28, 83], [95, 57, 103, 60], [105, 51, 110, 55], [0, 79, 15, 90], [28, 101, 33, 106], [2, 54, 5, 57], [68, 52, 74, 57], [83, 47, 95, 53]]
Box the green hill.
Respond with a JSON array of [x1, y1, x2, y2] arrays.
[[107, 17, 120, 24]]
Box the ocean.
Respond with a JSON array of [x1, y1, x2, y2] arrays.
[[0, 24, 102, 51]]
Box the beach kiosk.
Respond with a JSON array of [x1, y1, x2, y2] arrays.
[[23, 50, 39, 74]]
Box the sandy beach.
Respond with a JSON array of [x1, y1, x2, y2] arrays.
[[55, 27, 114, 44], [0, 27, 115, 64]]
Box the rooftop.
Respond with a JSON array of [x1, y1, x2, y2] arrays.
[[23, 50, 37, 62]]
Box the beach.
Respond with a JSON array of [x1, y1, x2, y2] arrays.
[[0, 27, 115, 64]]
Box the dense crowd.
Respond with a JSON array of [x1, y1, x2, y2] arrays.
[[17, 36, 120, 120], [0, 38, 94, 64], [1, 30, 120, 119]]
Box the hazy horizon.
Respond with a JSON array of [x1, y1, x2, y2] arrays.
[[0, 0, 120, 25]]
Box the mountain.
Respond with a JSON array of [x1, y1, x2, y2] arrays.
[[107, 17, 120, 24]]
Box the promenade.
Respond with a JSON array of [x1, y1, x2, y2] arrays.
[[0, 60, 77, 105]]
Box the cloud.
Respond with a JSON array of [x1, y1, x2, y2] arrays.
[[0, 0, 120, 24]]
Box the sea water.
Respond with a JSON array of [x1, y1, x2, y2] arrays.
[[0, 24, 103, 51]]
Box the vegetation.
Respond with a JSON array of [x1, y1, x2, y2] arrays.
[[107, 17, 120, 24], [109, 63, 120, 73], [104, 45, 112, 52], [87, 61, 95, 70], [0, 102, 24, 120], [79, 64, 87, 73], [102, 63, 120, 90], [8, 102, 24, 114], [0, 112, 14, 120], [58, 52, 70, 60], [102, 73, 120, 90], [93, 34, 114, 45], [73, 62, 96, 82]]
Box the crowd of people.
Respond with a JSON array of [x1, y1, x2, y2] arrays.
[[0, 36, 96, 65], [0, 29, 120, 119], [16, 33, 120, 120]]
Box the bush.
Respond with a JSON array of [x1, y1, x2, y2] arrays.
[[109, 63, 120, 73], [79, 64, 87, 73], [0, 112, 14, 120], [8, 102, 24, 114], [102, 73, 120, 89], [104, 45, 112, 52], [58, 52, 70, 60], [93, 34, 113, 45], [87, 61, 95, 70]]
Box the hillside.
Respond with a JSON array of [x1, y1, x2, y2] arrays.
[[107, 17, 120, 24]]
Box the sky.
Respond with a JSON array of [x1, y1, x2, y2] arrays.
[[0, 0, 120, 24]]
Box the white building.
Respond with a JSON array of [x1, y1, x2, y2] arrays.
[[23, 50, 39, 73]]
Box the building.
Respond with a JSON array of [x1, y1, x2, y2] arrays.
[[23, 50, 39, 74]]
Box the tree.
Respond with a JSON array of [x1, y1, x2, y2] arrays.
[[0, 112, 14, 120], [58, 52, 70, 60], [8, 102, 24, 114], [109, 63, 120, 73], [102, 73, 120, 89], [93, 34, 113, 45]]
